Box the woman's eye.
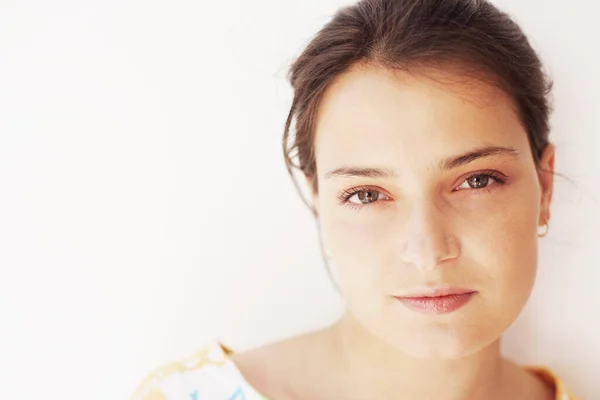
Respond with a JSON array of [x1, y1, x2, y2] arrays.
[[348, 189, 389, 204], [343, 172, 503, 207], [456, 173, 500, 190]]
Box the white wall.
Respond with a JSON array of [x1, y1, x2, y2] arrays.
[[0, 0, 598, 399]]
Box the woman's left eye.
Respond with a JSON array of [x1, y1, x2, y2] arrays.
[[455, 172, 505, 191]]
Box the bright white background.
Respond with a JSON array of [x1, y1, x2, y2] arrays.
[[0, 0, 598, 399]]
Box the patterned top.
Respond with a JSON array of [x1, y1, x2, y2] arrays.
[[130, 341, 578, 400]]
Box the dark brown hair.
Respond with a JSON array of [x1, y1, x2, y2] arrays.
[[282, 0, 553, 213]]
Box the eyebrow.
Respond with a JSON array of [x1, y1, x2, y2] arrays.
[[323, 145, 520, 179]]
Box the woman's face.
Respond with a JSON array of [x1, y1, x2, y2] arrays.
[[310, 64, 554, 359]]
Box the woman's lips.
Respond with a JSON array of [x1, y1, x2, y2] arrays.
[[394, 289, 477, 314]]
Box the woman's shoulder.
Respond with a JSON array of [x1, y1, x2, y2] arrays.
[[130, 340, 266, 400], [525, 365, 581, 400], [129, 339, 581, 400]]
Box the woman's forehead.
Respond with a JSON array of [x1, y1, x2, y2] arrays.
[[313, 65, 528, 174]]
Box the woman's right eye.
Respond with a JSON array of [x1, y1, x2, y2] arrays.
[[348, 189, 389, 204]]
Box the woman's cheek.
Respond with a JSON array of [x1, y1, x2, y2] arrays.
[[325, 210, 388, 259], [467, 199, 538, 316], [323, 213, 392, 296]]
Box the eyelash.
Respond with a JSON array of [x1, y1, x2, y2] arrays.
[[337, 170, 507, 211]]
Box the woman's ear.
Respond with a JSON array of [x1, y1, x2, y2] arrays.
[[538, 143, 555, 224], [304, 173, 319, 217]]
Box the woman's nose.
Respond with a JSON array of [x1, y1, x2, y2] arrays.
[[397, 202, 460, 271]]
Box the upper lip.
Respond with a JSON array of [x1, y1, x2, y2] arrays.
[[395, 286, 476, 298]]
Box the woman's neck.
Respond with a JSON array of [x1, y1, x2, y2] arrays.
[[325, 312, 508, 400]]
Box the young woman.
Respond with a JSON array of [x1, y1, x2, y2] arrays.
[[131, 0, 579, 399]]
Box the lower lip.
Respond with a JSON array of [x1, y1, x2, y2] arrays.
[[395, 292, 477, 314]]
